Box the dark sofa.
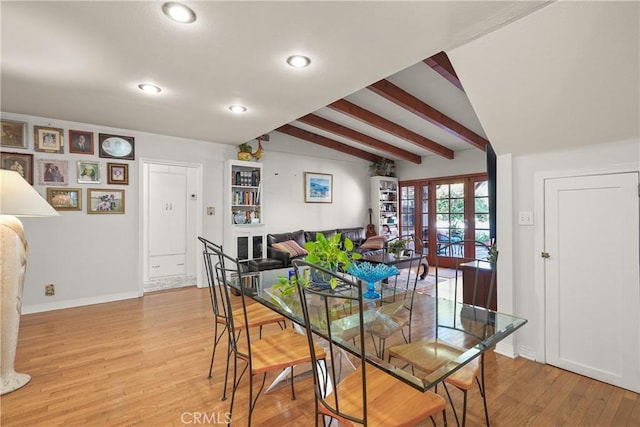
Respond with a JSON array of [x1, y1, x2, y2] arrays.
[[266, 227, 380, 268]]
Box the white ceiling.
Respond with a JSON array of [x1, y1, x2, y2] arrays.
[[1, 1, 551, 160]]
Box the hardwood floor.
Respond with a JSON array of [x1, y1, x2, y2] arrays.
[[2, 286, 638, 426]]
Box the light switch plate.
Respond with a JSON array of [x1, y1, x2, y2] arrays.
[[518, 211, 534, 225]]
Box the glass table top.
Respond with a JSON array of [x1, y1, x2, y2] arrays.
[[228, 266, 527, 392]]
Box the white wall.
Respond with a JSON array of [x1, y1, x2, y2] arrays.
[[2, 112, 371, 313], [397, 148, 486, 180], [262, 132, 371, 232]]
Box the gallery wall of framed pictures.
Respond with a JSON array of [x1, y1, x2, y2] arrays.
[[0, 118, 133, 214]]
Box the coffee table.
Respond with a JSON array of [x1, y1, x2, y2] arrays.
[[362, 252, 429, 279]]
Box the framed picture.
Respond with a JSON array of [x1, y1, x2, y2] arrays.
[[1, 152, 33, 184], [37, 159, 68, 186], [304, 172, 333, 203], [87, 188, 125, 214], [0, 119, 27, 149], [46, 187, 81, 211], [77, 160, 100, 184], [34, 126, 64, 153], [68, 130, 94, 154], [98, 133, 134, 160], [107, 162, 129, 185]]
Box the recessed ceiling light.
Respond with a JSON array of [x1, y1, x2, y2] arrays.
[[228, 105, 247, 113], [287, 55, 311, 68], [138, 83, 162, 93], [162, 2, 196, 23]]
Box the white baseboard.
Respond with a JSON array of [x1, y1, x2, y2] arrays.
[[494, 342, 538, 361], [22, 291, 140, 314]]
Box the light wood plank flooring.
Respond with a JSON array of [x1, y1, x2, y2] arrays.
[[1, 286, 638, 426]]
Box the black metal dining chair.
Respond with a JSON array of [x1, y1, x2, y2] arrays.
[[292, 259, 447, 427], [388, 239, 497, 427], [212, 248, 326, 427], [198, 236, 286, 398]]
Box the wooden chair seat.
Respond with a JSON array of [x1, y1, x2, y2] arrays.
[[221, 302, 285, 330], [236, 329, 325, 375], [320, 363, 446, 427]]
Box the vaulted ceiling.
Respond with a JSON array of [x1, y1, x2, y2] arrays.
[[279, 53, 490, 164], [1, 1, 552, 164]]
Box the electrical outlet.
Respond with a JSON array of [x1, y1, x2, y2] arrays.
[[45, 284, 55, 296], [207, 206, 215, 216]]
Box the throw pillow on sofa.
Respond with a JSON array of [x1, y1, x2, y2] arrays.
[[359, 235, 387, 250], [272, 240, 308, 257]]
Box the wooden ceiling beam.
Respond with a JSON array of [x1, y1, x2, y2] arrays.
[[275, 124, 381, 163], [297, 114, 422, 164], [368, 79, 489, 151], [423, 51, 464, 91], [328, 99, 454, 160]]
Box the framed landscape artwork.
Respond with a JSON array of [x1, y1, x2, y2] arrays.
[[304, 172, 333, 203], [46, 188, 81, 211], [37, 159, 68, 186], [87, 188, 125, 214], [0, 119, 27, 149], [34, 126, 64, 153], [0, 152, 33, 184]]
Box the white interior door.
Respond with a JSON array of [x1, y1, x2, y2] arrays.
[[544, 172, 639, 392], [148, 165, 187, 256]]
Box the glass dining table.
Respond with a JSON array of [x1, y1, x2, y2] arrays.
[[228, 266, 527, 393]]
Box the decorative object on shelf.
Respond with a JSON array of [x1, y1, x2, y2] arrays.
[[347, 261, 399, 299], [1, 170, 59, 395], [0, 152, 33, 185], [369, 158, 395, 177], [251, 135, 266, 160], [304, 232, 362, 289], [304, 172, 333, 203], [98, 133, 135, 160], [237, 142, 252, 161]]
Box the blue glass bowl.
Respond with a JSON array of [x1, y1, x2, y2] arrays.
[[347, 262, 399, 299]]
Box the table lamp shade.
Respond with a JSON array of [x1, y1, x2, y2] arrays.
[[1, 169, 57, 395], [0, 170, 58, 217]]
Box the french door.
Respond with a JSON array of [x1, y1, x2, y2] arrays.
[[399, 173, 490, 266]]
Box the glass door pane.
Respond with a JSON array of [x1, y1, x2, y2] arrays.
[[420, 184, 429, 255], [474, 180, 490, 259], [400, 185, 415, 238], [436, 182, 465, 258]]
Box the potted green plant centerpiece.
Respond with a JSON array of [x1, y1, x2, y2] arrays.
[[387, 238, 407, 257], [304, 232, 362, 288]]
